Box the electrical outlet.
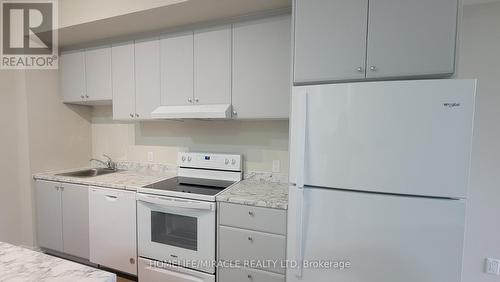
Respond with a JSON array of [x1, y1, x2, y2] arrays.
[[272, 160, 281, 173], [486, 258, 500, 275], [147, 152, 154, 162]]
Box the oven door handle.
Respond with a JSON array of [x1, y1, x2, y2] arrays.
[[137, 194, 215, 211]]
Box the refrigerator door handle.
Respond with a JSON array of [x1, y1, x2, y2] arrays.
[[296, 91, 308, 189], [294, 90, 308, 278]]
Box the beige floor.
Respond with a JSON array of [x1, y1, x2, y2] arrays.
[[117, 277, 135, 282]]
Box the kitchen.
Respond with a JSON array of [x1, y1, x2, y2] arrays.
[[0, 0, 499, 282]]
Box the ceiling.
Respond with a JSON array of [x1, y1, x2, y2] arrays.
[[58, 0, 291, 49]]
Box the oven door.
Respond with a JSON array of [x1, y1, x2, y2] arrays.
[[137, 194, 216, 274]]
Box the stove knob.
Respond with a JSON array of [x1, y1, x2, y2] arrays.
[[225, 159, 229, 165], [231, 159, 236, 165], [182, 156, 186, 162], [188, 156, 192, 162]]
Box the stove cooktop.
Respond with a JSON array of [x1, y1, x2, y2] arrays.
[[143, 176, 235, 197]]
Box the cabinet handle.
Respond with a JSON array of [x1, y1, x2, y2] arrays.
[[60, 186, 64, 191], [247, 274, 253, 279], [129, 258, 135, 264], [232, 111, 238, 117], [135, 113, 139, 118], [248, 211, 254, 216], [369, 66, 377, 71], [356, 67, 364, 72], [248, 236, 253, 242], [85, 95, 89, 98], [80, 95, 85, 99], [188, 98, 193, 103], [55, 186, 59, 191], [194, 98, 199, 103], [130, 113, 134, 118]]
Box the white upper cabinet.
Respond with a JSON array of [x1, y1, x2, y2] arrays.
[[112, 42, 136, 120], [194, 26, 232, 105], [135, 38, 161, 119], [160, 32, 194, 106], [294, 0, 369, 84], [293, 0, 458, 84], [85, 46, 112, 101], [61, 47, 112, 104], [232, 15, 292, 119], [60, 50, 86, 103], [366, 0, 458, 78]]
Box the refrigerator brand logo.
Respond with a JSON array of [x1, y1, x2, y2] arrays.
[[443, 103, 461, 108], [0, 0, 58, 69]]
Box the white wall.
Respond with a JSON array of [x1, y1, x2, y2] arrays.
[[59, 0, 187, 28], [0, 69, 92, 247], [459, 2, 500, 281], [91, 106, 289, 173], [0, 71, 27, 245]]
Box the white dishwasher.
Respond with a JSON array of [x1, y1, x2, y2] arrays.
[[89, 187, 137, 275]]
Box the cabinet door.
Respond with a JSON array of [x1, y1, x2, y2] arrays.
[[89, 187, 137, 275], [160, 32, 194, 106], [112, 42, 136, 120], [85, 46, 112, 101], [60, 50, 86, 103], [194, 26, 232, 105], [61, 183, 89, 260], [366, 0, 458, 78], [35, 180, 63, 252], [232, 15, 291, 119], [135, 38, 161, 119], [294, 0, 368, 84]]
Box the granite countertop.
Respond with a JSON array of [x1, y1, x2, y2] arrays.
[[217, 173, 289, 210], [33, 167, 176, 191], [0, 242, 115, 282]]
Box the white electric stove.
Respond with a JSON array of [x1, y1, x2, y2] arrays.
[[137, 152, 242, 282]]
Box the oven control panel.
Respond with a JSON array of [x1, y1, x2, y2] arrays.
[[178, 152, 242, 171]]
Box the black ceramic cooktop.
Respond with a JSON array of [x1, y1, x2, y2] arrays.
[[144, 177, 235, 196]]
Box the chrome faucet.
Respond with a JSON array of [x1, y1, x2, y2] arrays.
[[90, 154, 117, 170]]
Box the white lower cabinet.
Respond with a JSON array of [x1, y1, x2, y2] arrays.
[[89, 187, 137, 275], [219, 266, 284, 282], [62, 183, 90, 260], [36, 180, 89, 259], [217, 202, 287, 282]]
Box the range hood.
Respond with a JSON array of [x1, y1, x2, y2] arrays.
[[151, 104, 232, 119]]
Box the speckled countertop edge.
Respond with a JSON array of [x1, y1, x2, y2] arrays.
[[0, 242, 116, 282], [217, 172, 289, 210], [33, 163, 177, 191]]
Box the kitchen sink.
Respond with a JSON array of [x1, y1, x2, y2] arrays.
[[56, 168, 119, 178]]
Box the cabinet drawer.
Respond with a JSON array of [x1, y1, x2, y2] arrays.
[[219, 266, 284, 282], [219, 203, 286, 235], [219, 226, 286, 274]]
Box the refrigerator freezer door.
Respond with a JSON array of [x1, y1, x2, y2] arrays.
[[286, 186, 466, 282], [290, 79, 475, 198]]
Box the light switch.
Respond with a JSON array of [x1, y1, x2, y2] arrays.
[[486, 258, 500, 275], [272, 160, 281, 173]]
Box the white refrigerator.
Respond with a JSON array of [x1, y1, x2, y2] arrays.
[[287, 79, 476, 282]]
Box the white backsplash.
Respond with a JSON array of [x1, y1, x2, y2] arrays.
[[91, 106, 290, 174]]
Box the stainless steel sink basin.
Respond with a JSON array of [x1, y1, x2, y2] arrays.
[[56, 168, 119, 178]]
